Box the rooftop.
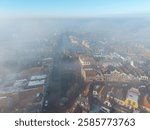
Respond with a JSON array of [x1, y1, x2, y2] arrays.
[[85, 70, 97, 77], [30, 74, 47, 81], [13, 79, 28, 87], [28, 79, 45, 87], [126, 88, 140, 102], [79, 55, 94, 63]]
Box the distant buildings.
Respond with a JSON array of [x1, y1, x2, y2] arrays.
[[79, 55, 94, 66], [104, 70, 130, 82], [69, 35, 79, 45], [79, 52, 150, 83], [81, 40, 90, 49], [140, 75, 149, 81], [103, 69, 149, 83]]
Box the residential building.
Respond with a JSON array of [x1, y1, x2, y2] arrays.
[[104, 70, 130, 82], [81, 68, 96, 82]]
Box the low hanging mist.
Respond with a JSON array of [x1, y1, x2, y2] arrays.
[[1, 17, 150, 74]]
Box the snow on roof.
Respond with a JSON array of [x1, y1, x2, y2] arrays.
[[13, 79, 27, 87], [0, 96, 7, 100], [30, 74, 46, 81], [28, 79, 45, 87]]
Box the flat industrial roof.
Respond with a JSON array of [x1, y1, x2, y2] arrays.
[[30, 74, 47, 81], [28, 79, 45, 87], [13, 79, 27, 87]]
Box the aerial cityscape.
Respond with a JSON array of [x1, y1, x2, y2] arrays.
[[0, 0, 150, 113]]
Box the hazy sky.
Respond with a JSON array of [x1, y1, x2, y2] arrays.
[[0, 0, 150, 18]]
